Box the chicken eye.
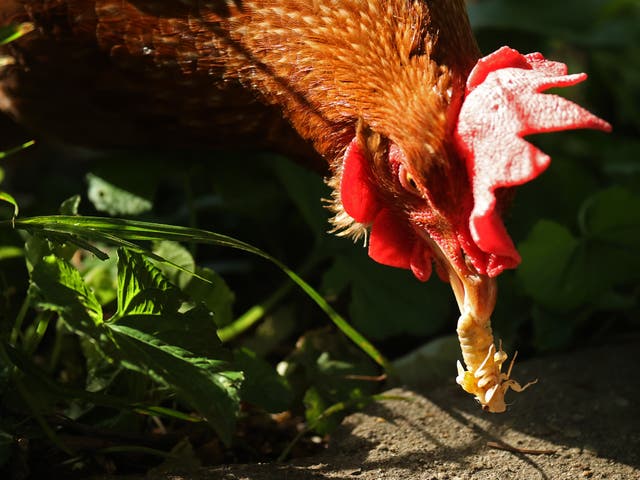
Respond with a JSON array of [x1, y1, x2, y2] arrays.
[[398, 164, 420, 194]]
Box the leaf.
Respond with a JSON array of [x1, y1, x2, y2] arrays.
[[30, 255, 103, 332], [108, 318, 241, 444], [80, 252, 118, 305], [0, 246, 22, 261], [508, 155, 599, 240], [517, 188, 640, 310], [580, 187, 640, 248], [530, 306, 582, 352], [323, 250, 452, 340], [183, 267, 235, 328], [0, 191, 18, 219], [233, 348, 293, 413], [152, 241, 196, 290], [270, 156, 332, 238], [6, 343, 201, 423], [303, 387, 337, 435], [12, 215, 390, 370], [468, 0, 634, 47], [0, 23, 34, 45], [147, 243, 227, 319], [114, 249, 182, 317], [580, 187, 640, 286], [59, 195, 81, 216], [86, 173, 153, 216], [107, 249, 242, 444], [517, 220, 593, 310]]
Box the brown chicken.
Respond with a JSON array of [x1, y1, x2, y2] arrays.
[[0, 0, 610, 412]]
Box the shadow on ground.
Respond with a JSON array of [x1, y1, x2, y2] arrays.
[[143, 337, 639, 480]]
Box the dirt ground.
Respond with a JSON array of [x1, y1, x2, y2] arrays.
[[141, 337, 639, 480]]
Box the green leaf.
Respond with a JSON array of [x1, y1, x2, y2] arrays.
[[114, 249, 182, 317], [59, 195, 81, 216], [0, 140, 35, 159], [153, 241, 235, 327], [233, 347, 293, 413], [507, 155, 599, 241], [469, 0, 635, 47], [531, 306, 582, 352], [0, 191, 18, 219], [80, 252, 118, 305], [86, 173, 153, 216], [580, 187, 640, 287], [183, 267, 235, 328], [11, 215, 390, 370], [580, 187, 640, 249], [107, 249, 242, 443], [0, 246, 22, 261], [518, 188, 640, 311], [0, 23, 34, 45], [30, 255, 103, 332], [107, 319, 241, 444], [303, 387, 336, 435], [517, 221, 593, 311], [5, 342, 201, 423], [323, 250, 452, 340], [270, 157, 331, 238], [152, 241, 196, 290]]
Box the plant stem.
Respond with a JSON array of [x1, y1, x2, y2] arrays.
[[24, 312, 52, 355], [10, 288, 32, 346], [217, 281, 293, 342]]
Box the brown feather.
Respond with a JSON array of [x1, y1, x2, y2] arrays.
[[0, 1, 478, 166]]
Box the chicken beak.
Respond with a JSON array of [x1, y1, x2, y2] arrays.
[[443, 257, 497, 323], [415, 231, 497, 320], [417, 231, 534, 412]]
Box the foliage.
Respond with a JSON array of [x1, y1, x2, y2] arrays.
[[0, 2, 638, 476]]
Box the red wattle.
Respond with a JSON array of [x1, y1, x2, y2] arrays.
[[368, 208, 414, 270], [409, 241, 432, 282]]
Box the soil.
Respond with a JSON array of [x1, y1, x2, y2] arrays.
[[134, 337, 639, 480]]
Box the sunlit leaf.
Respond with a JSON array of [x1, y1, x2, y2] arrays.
[[0, 246, 22, 261], [113, 249, 182, 317], [0, 191, 18, 219], [31, 255, 103, 332], [87, 173, 153, 216], [106, 249, 242, 443], [107, 321, 241, 444], [0, 23, 34, 45], [11, 215, 389, 370]]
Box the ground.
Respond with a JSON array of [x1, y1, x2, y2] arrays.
[[124, 336, 639, 480]]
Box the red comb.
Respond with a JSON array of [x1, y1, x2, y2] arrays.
[[455, 46, 612, 275]]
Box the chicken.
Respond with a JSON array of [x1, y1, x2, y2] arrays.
[[0, 0, 611, 412]]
